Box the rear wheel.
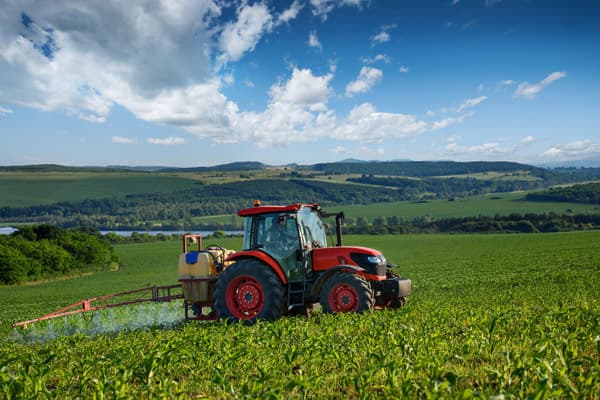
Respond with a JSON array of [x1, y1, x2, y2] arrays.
[[214, 259, 285, 323], [320, 273, 374, 313]]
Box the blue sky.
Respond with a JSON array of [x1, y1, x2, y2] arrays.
[[0, 0, 598, 167]]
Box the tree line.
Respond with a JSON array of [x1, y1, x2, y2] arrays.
[[526, 182, 600, 205], [341, 212, 600, 235], [0, 225, 117, 284]]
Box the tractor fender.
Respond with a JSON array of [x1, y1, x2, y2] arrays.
[[225, 250, 288, 285], [310, 265, 365, 298]]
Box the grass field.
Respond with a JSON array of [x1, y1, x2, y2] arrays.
[[0, 172, 200, 207], [1, 232, 599, 398]]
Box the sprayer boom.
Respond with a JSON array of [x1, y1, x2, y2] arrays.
[[13, 284, 183, 329]]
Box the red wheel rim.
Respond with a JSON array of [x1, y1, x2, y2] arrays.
[[225, 275, 265, 319], [328, 283, 359, 312]]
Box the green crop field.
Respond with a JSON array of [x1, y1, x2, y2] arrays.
[[0, 172, 200, 207], [1, 232, 599, 398]]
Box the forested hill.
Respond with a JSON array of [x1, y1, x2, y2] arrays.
[[157, 162, 266, 173], [526, 182, 600, 204], [312, 161, 542, 176]]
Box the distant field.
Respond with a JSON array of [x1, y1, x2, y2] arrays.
[[331, 191, 600, 221], [0, 172, 200, 207], [193, 191, 600, 226], [1, 232, 598, 397]]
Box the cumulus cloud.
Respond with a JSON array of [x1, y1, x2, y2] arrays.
[[514, 71, 567, 99], [399, 65, 409, 73], [543, 140, 600, 160], [332, 103, 428, 142], [0, 0, 220, 123], [217, 3, 273, 67], [112, 136, 135, 144], [0, 1, 475, 151], [148, 136, 186, 145], [345, 67, 383, 96]]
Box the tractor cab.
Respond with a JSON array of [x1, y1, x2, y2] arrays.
[[238, 203, 328, 280]]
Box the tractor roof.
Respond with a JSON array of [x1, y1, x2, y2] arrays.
[[237, 203, 320, 217]]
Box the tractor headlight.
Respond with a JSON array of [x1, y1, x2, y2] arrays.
[[367, 255, 386, 265]]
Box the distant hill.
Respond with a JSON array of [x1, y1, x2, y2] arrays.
[[312, 161, 542, 177], [0, 162, 267, 173], [157, 161, 267, 173], [0, 164, 132, 173]]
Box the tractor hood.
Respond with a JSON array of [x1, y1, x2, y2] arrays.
[[312, 246, 386, 275]]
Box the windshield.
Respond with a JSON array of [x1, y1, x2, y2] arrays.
[[297, 207, 327, 248]]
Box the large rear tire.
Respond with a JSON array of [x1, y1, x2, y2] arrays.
[[320, 273, 374, 313], [214, 259, 285, 323]]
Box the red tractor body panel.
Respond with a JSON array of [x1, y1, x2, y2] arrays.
[[226, 250, 288, 285], [312, 246, 387, 281]]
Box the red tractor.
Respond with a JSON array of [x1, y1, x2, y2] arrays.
[[212, 202, 411, 322]]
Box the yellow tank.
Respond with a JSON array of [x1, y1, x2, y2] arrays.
[[178, 251, 218, 303]]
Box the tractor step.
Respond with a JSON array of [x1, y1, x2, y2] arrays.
[[287, 280, 306, 307]]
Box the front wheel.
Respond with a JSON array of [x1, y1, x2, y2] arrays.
[[320, 273, 374, 313], [214, 259, 285, 323]]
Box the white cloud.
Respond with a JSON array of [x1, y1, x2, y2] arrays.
[[217, 3, 273, 68], [445, 141, 510, 156], [276, 0, 303, 25], [543, 140, 600, 160], [498, 79, 516, 87], [0, 0, 221, 123], [457, 96, 488, 112], [399, 65, 409, 73], [371, 31, 390, 46], [426, 110, 435, 117], [431, 113, 471, 130], [332, 103, 428, 142], [244, 80, 255, 88], [223, 73, 235, 86], [520, 135, 535, 145], [112, 136, 135, 144], [514, 71, 567, 99], [477, 83, 485, 92], [361, 54, 390, 64], [330, 146, 350, 154], [148, 136, 186, 145], [308, 30, 322, 50], [309, 0, 368, 20], [271, 68, 333, 107], [345, 67, 383, 96], [0, 106, 13, 115]]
